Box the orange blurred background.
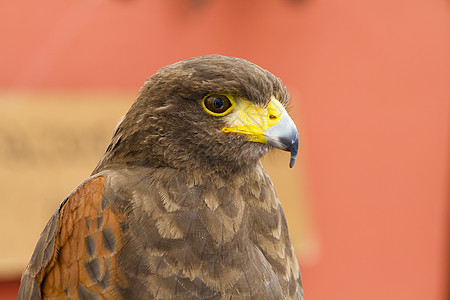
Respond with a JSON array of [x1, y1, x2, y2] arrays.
[[0, 0, 449, 299]]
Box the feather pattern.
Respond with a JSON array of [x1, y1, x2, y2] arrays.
[[19, 165, 302, 299]]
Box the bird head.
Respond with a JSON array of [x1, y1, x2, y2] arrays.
[[95, 55, 298, 174]]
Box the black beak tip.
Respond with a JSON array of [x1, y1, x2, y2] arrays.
[[289, 156, 296, 168], [288, 136, 299, 168]]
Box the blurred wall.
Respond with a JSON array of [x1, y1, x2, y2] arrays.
[[0, 0, 449, 299]]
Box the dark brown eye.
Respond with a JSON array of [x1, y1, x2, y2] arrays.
[[203, 95, 232, 114]]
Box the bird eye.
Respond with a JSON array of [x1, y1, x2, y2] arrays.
[[203, 94, 233, 115]]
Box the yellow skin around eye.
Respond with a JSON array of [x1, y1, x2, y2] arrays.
[[202, 94, 236, 117], [222, 96, 285, 144]]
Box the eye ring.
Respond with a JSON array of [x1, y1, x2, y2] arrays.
[[203, 94, 234, 116]]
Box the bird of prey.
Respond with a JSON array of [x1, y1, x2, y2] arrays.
[[18, 55, 303, 299]]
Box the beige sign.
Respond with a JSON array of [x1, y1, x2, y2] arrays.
[[0, 91, 312, 278]]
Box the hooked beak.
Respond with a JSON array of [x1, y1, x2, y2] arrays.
[[263, 108, 299, 168], [222, 97, 299, 168]]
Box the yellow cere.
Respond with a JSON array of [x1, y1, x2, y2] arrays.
[[222, 96, 285, 144]]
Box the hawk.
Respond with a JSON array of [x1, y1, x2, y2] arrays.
[[18, 55, 303, 299]]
